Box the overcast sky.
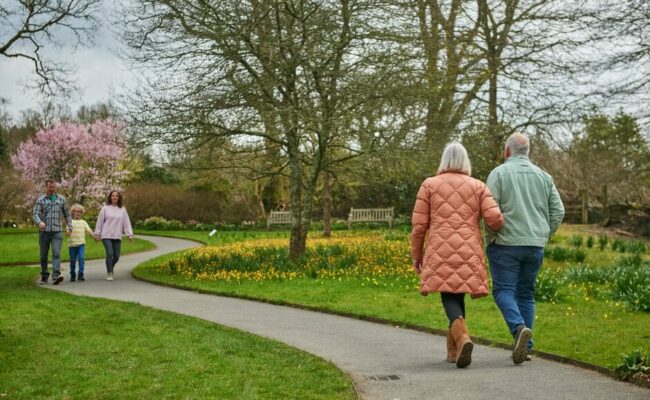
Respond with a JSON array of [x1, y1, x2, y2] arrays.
[[0, 1, 133, 120]]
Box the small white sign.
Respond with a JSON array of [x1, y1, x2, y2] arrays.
[[209, 229, 217, 237]]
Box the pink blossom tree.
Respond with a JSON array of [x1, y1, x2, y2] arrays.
[[12, 120, 129, 207]]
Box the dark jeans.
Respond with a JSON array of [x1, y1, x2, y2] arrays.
[[487, 243, 544, 349], [102, 239, 122, 273], [441, 292, 466, 326], [39, 231, 63, 280], [69, 244, 86, 277]]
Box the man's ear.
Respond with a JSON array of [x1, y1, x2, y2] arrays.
[[504, 146, 510, 159]]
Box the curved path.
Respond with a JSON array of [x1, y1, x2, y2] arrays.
[[47, 235, 648, 400]]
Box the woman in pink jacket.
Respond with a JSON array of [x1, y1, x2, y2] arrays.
[[94, 191, 133, 281], [411, 142, 503, 368]]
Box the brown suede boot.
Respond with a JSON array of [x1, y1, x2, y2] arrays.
[[446, 330, 457, 363], [450, 318, 473, 368]]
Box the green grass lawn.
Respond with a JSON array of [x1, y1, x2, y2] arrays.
[[133, 225, 650, 370], [0, 267, 356, 400], [0, 233, 155, 265]]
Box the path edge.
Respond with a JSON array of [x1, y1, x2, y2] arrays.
[[132, 270, 650, 391]]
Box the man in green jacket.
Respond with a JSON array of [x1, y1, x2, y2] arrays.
[[486, 133, 565, 365]]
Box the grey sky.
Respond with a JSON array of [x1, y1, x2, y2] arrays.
[[0, 1, 133, 120]]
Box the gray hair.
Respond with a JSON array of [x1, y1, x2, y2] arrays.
[[506, 133, 530, 156], [437, 142, 472, 176]]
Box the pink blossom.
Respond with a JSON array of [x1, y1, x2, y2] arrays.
[[12, 120, 129, 208]]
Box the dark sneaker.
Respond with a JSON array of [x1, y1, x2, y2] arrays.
[[513, 325, 532, 365], [78, 275, 85, 282], [40, 279, 48, 285], [70, 275, 76, 282], [53, 276, 64, 285], [512, 350, 533, 362]]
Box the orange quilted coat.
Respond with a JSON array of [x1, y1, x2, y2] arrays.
[[411, 171, 504, 297]]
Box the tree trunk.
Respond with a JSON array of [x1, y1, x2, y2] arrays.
[[254, 180, 266, 219], [322, 172, 332, 237], [580, 188, 589, 224], [600, 184, 610, 226], [286, 120, 310, 261]]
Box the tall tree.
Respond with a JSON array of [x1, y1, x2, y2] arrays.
[[589, 0, 650, 125], [122, 0, 394, 259], [412, 0, 486, 150], [12, 120, 129, 206]]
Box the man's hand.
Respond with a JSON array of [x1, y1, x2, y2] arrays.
[[66, 230, 71, 237], [38, 222, 46, 231], [93, 234, 100, 241]]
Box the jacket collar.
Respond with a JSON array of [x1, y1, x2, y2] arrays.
[[505, 155, 529, 163], [437, 169, 469, 176]]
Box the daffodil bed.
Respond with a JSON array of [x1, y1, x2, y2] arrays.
[[134, 230, 650, 370]]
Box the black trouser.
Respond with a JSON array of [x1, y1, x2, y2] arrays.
[[441, 292, 466, 326], [102, 239, 122, 273]]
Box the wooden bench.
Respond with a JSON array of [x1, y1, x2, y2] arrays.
[[267, 211, 292, 229], [347, 207, 394, 229]]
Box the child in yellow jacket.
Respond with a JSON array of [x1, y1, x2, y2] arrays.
[[68, 204, 93, 281]]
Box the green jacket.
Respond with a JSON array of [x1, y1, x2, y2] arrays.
[[486, 155, 565, 247]]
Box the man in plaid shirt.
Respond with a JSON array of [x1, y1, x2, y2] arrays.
[[33, 179, 72, 285]]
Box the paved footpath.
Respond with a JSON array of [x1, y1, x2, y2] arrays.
[[47, 235, 648, 400]]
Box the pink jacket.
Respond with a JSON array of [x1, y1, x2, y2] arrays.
[[411, 172, 503, 297]]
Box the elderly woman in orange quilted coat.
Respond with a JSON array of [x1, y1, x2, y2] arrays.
[[411, 142, 504, 368]]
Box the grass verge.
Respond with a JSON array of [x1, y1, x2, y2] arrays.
[[0, 234, 155, 265], [0, 267, 356, 400]]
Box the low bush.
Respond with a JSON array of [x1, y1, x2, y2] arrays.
[[611, 239, 626, 253], [610, 255, 650, 312], [564, 264, 611, 285], [544, 246, 587, 263], [615, 349, 650, 381], [598, 234, 608, 251], [626, 240, 647, 255], [137, 216, 187, 231], [535, 268, 564, 303], [569, 235, 583, 248], [586, 236, 594, 248]]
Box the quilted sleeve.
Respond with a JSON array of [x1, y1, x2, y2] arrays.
[[480, 184, 504, 232], [411, 182, 431, 263]]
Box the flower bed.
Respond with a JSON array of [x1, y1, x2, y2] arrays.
[[159, 236, 418, 288]]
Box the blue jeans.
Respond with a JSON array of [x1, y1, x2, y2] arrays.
[[69, 244, 86, 277], [39, 231, 63, 280], [102, 239, 122, 273], [487, 244, 544, 349]]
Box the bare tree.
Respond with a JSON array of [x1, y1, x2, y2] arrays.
[[121, 0, 394, 259], [0, 0, 101, 96], [587, 0, 650, 127], [472, 1, 595, 165]]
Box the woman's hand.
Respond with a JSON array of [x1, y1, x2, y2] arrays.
[[412, 260, 422, 274]]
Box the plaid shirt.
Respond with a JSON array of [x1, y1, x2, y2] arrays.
[[33, 194, 72, 232]]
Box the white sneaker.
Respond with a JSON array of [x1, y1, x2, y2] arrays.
[[106, 273, 114, 281]]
